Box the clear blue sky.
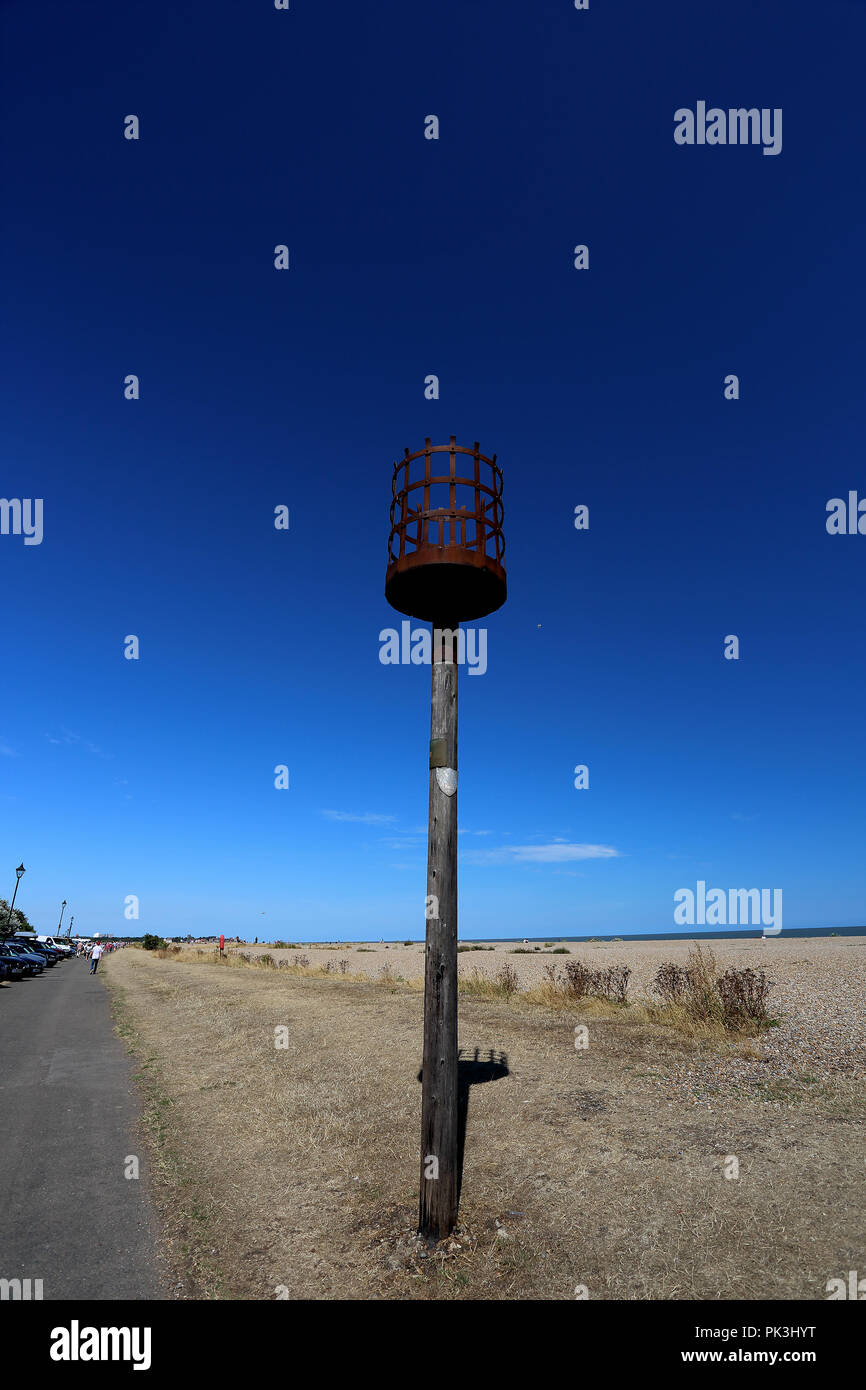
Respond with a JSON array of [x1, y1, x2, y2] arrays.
[[2, 0, 864, 940]]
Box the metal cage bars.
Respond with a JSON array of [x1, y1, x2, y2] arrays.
[[387, 436, 505, 566]]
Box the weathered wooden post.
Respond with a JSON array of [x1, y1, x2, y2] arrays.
[[385, 435, 506, 1240]]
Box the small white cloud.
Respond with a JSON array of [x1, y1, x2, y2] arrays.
[[322, 810, 397, 825], [0, 740, 16, 757], [463, 843, 620, 866], [44, 729, 109, 758]]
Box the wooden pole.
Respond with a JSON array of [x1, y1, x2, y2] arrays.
[[419, 620, 459, 1240]]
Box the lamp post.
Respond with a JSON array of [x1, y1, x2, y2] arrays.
[[57, 899, 67, 934], [67, 915, 74, 939], [4, 863, 26, 936], [385, 437, 506, 1241]]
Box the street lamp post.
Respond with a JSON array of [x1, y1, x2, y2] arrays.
[[57, 899, 67, 934], [67, 915, 74, 939], [4, 863, 26, 936]]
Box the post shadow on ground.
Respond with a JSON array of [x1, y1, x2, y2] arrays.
[[417, 1046, 509, 1210]]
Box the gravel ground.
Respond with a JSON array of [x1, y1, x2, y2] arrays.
[[233, 936, 866, 1106]]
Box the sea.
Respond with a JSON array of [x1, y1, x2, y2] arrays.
[[467, 926, 864, 943]]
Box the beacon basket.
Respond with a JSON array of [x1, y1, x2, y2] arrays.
[[385, 435, 506, 623]]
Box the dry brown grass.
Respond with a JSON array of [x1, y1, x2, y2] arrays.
[[154, 945, 377, 987], [150, 946, 762, 1043], [103, 948, 864, 1301]]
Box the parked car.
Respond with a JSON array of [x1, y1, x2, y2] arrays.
[[14, 934, 66, 957], [19, 942, 58, 966], [0, 948, 25, 981], [2, 941, 46, 975]]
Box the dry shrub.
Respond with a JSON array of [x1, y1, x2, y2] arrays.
[[533, 960, 629, 1009], [459, 965, 518, 1000], [562, 958, 630, 1005], [338, 958, 349, 975], [293, 954, 310, 969], [495, 962, 519, 997], [650, 945, 772, 1035], [683, 943, 722, 1023], [649, 944, 722, 1029], [652, 961, 692, 1004], [717, 966, 773, 1027], [562, 960, 592, 998], [541, 962, 560, 990]]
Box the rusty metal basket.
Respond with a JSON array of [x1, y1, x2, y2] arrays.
[[385, 436, 506, 622]]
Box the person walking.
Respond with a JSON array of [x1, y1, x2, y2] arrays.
[[89, 941, 104, 975]]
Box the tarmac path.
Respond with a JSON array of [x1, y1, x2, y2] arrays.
[[0, 951, 164, 1300]]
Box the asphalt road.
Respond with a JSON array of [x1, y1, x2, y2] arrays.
[[0, 953, 165, 1299]]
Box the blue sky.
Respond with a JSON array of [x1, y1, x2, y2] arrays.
[[2, 0, 864, 940]]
